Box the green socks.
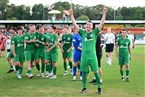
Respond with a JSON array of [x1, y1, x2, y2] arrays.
[[120, 70, 124, 76], [28, 70, 32, 74], [126, 70, 129, 77], [53, 67, 57, 75], [41, 64, 45, 73], [19, 66, 23, 74], [36, 64, 40, 71], [69, 62, 73, 69], [94, 72, 101, 88], [64, 62, 67, 71], [46, 64, 51, 73], [82, 72, 87, 88]]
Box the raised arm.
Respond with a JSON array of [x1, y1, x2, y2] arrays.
[[70, 11, 80, 32], [63, 2, 80, 32], [98, 6, 107, 31]]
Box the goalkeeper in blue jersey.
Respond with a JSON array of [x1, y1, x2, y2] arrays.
[[72, 32, 82, 81]]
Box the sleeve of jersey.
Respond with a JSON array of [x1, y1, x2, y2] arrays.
[[94, 27, 100, 36], [11, 37, 15, 45], [78, 29, 84, 37], [128, 39, 131, 46]]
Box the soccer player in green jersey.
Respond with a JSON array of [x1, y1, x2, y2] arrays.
[[64, 6, 107, 94], [45, 28, 53, 77], [7, 28, 17, 73], [45, 25, 58, 79], [61, 27, 73, 76], [11, 27, 25, 79], [115, 29, 132, 82], [35, 25, 48, 77], [24, 24, 37, 78]]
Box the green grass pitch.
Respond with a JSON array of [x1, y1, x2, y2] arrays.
[[0, 45, 144, 97]]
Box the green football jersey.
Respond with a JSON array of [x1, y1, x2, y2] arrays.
[[78, 28, 99, 57], [24, 32, 37, 51], [49, 34, 58, 53], [62, 33, 73, 51], [117, 37, 131, 57], [12, 35, 24, 53], [37, 33, 48, 50]]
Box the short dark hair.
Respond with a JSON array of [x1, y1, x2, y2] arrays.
[[17, 26, 23, 30], [29, 24, 35, 27], [64, 26, 70, 30], [11, 27, 17, 32], [122, 29, 127, 32], [51, 25, 56, 30], [36, 24, 43, 30], [87, 20, 93, 23]]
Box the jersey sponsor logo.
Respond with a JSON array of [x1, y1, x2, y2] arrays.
[[25, 37, 28, 39], [17, 43, 24, 47], [120, 45, 128, 48]]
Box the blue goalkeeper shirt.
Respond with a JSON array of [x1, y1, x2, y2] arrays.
[[73, 33, 82, 55]]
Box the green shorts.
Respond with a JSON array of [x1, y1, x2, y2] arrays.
[[80, 56, 98, 72], [62, 49, 72, 59], [8, 52, 14, 59], [14, 52, 25, 62], [35, 49, 45, 60], [45, 52, 58, 62], [119, 56, 130, 65], [25, 50, 35, 61]]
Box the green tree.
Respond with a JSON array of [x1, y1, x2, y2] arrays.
[[32, 4, 44, 20], [77, 15, 89, 20], [134, 7, 143, 20], [0, 0, 9, 19]]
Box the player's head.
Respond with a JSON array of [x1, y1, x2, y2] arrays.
[[63, 26, 71, 34], [38, 24, 45, 34], [29, 24, 36, 33], [50, 25, 57, 33], [7, 36, 10, 39], [10, 27, 17, 35], [107, 27, 111, 33], [17, 26, 24, 35], [46, 27, 51, 33], [127, 30, 131, 34], [122, 29, 127, 37], [86, 20, 93, 32]]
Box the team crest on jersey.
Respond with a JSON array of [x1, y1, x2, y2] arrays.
[[90, 34, 93, 37], [126, 42, 128, 45], [41, 38, 44, 41]]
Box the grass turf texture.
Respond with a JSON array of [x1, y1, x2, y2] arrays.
[[0, 45, 144, 97]]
